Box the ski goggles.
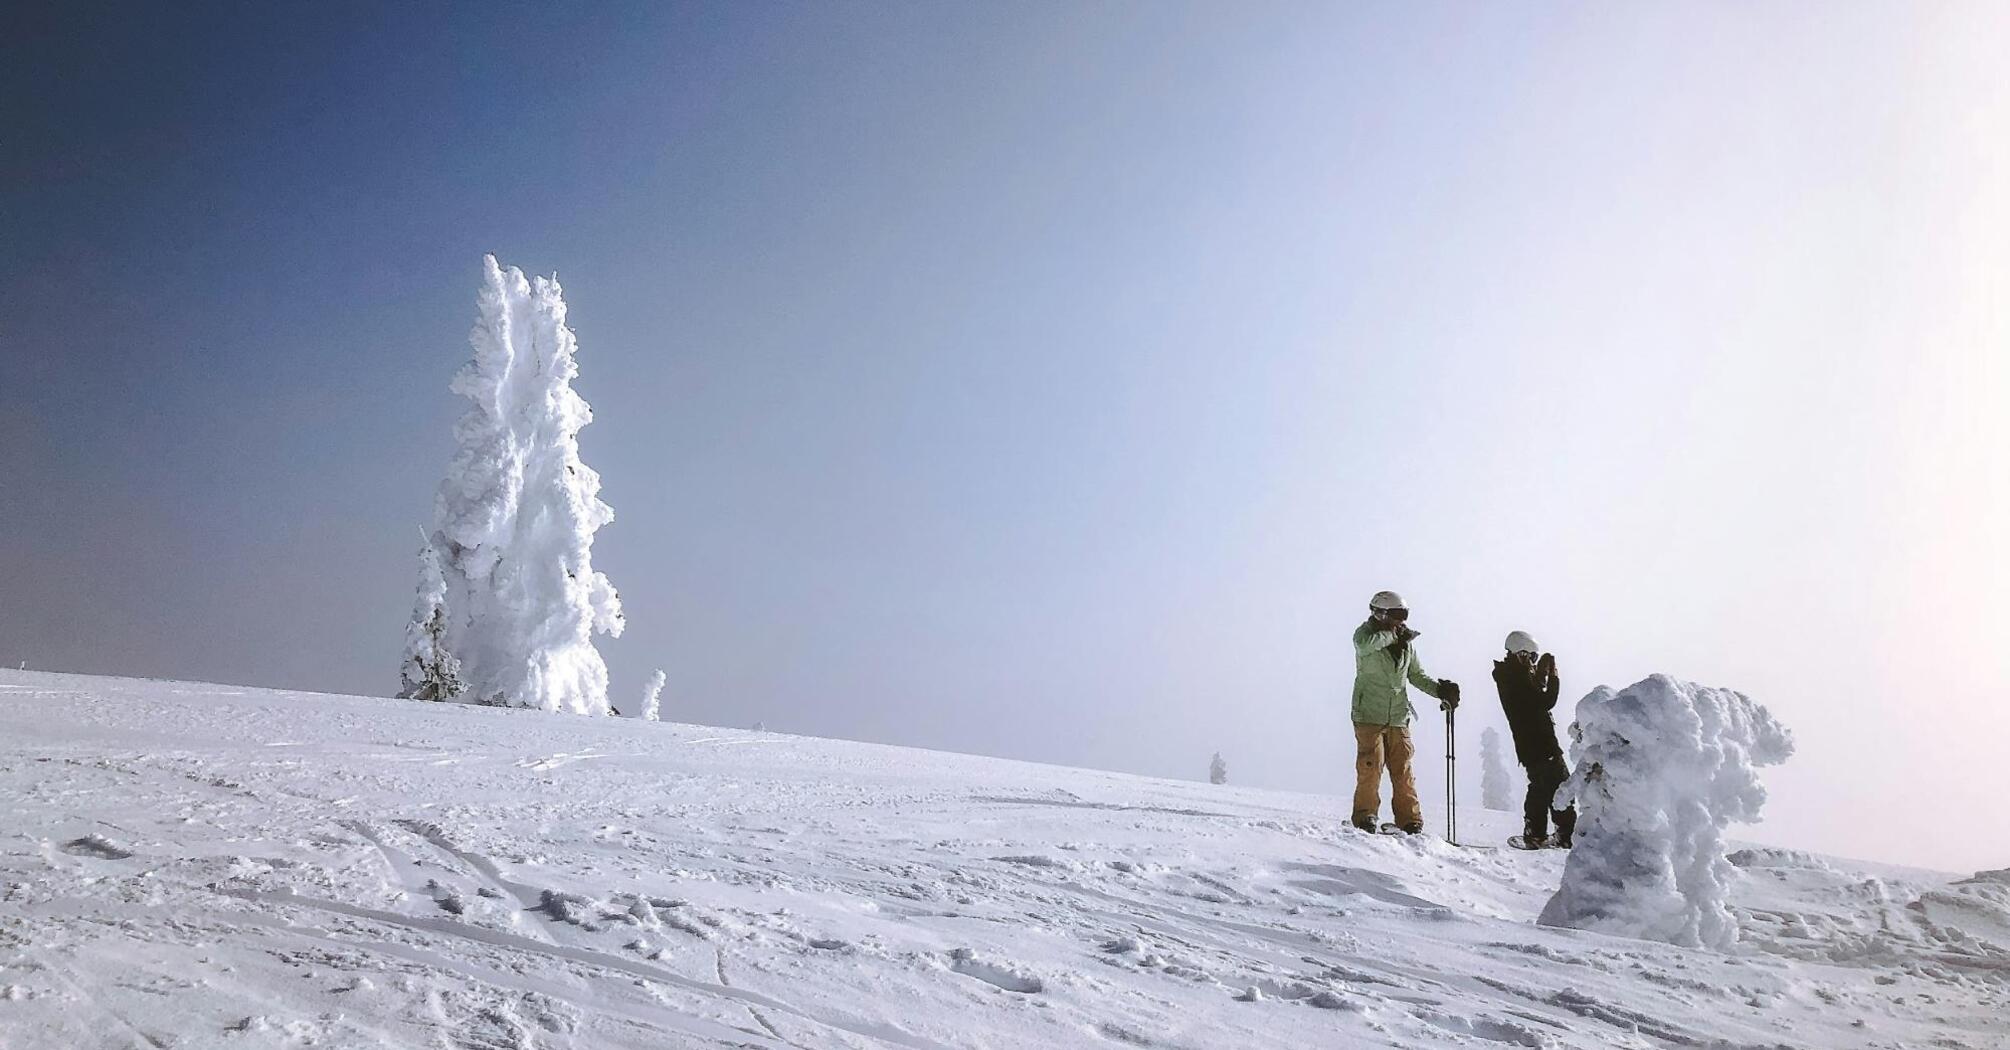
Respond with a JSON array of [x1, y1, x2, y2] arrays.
[[1376, 607, 1410, 621]]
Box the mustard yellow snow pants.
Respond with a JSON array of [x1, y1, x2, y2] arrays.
[[1352, 723, 1421, 829]]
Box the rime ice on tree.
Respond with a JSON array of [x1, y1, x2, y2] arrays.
[[639, 669, 665, 722], [1208, 752, 1228, 785], [397, 536, 463, 702], [1480, 727, 1513, 812], [1538, 675, 1793, 950], [414, 256, 625, 715]]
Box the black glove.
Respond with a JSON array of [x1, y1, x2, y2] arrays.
[[1438, 680, 1460, 710], [1394, 625, 1420, 643], [1537, 652, 1556, 675]]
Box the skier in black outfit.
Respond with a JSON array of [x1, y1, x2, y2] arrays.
[[1492, 631, 1576, 848]]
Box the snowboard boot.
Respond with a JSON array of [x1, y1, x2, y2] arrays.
[[1351, 816, 1377, 833], [1551, 807, 1576, 849], [1400, 823, 1425, 835], [1512, 820, 1551, 850]]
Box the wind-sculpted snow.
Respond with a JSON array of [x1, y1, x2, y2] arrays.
[[418, 256, 624, 714], [1539, 675, 1794, 950], [0, 670, 2001, 1050]]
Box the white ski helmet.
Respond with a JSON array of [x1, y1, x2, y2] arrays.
[[1504, 630, 1539, 655], [1369, 590, 1406, 612]]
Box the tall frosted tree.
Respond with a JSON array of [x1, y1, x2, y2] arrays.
[[1208, 752, 1228, 785], [407, 255, 625, 714]]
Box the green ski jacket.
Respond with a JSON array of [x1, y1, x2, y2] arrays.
[[1351, 620, 1444, 727]]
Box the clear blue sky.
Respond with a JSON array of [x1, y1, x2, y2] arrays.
[[4, 3, 2005, 871]]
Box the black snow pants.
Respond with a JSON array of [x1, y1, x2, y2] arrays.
[[1524, 753, 1577, 844]]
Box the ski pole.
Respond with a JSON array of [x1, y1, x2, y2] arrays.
[[1445, 704, 1457, 845]]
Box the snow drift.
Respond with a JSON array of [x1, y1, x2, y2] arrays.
[[1539, 674, 1794, 949], [406, 256, 625, 714]]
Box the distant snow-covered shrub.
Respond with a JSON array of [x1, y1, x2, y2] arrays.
[[639, 669, 665, 722], [1479, 727, 1512, 811]]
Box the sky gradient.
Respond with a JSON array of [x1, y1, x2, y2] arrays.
[[4, 3, 2006, 871]]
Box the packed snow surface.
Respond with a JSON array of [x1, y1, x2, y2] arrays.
[[1, 670, 2004, 1049], [1541, 676, 1794, 951]]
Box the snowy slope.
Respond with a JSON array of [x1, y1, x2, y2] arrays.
[[0, 671, 2002, 1049]]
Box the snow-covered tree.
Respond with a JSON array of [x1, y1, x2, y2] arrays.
[[414, 256, 625, 714], [1480, 727, 1512, 811], [397, 536, 464, 702], [1208, 752, 1228, 785], [639, 669, 665, 722], [1538, 675, 1794, 950]]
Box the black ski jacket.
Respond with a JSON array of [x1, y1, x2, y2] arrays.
[[1492, 657, 1564, 767]]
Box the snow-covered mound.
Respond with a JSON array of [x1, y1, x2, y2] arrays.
[[1540, 675, 1793, 950], [0, 671, 2003, 1049]]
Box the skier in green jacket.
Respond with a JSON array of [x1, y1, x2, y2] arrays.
[[1351, 590, 1459, 834]]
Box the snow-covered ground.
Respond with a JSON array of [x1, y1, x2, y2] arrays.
[[0, 671, 2002, 1049]]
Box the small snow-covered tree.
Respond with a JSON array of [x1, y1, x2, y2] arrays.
[[1480, 727, 1512, 811], [397, 536, 464, 702], [417, 256, 625, 714], [1208, 752, 1228, 785], [1538, 675, 1793, 950], [639, 669, 665, 722]]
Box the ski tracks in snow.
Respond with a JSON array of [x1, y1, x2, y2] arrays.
[[1, 670, 2006, 1049]]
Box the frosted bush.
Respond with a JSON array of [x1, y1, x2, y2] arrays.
[[397, 535, 464, 702], [1538, 675, 1793, 950], [639, 670, 665, 722]]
